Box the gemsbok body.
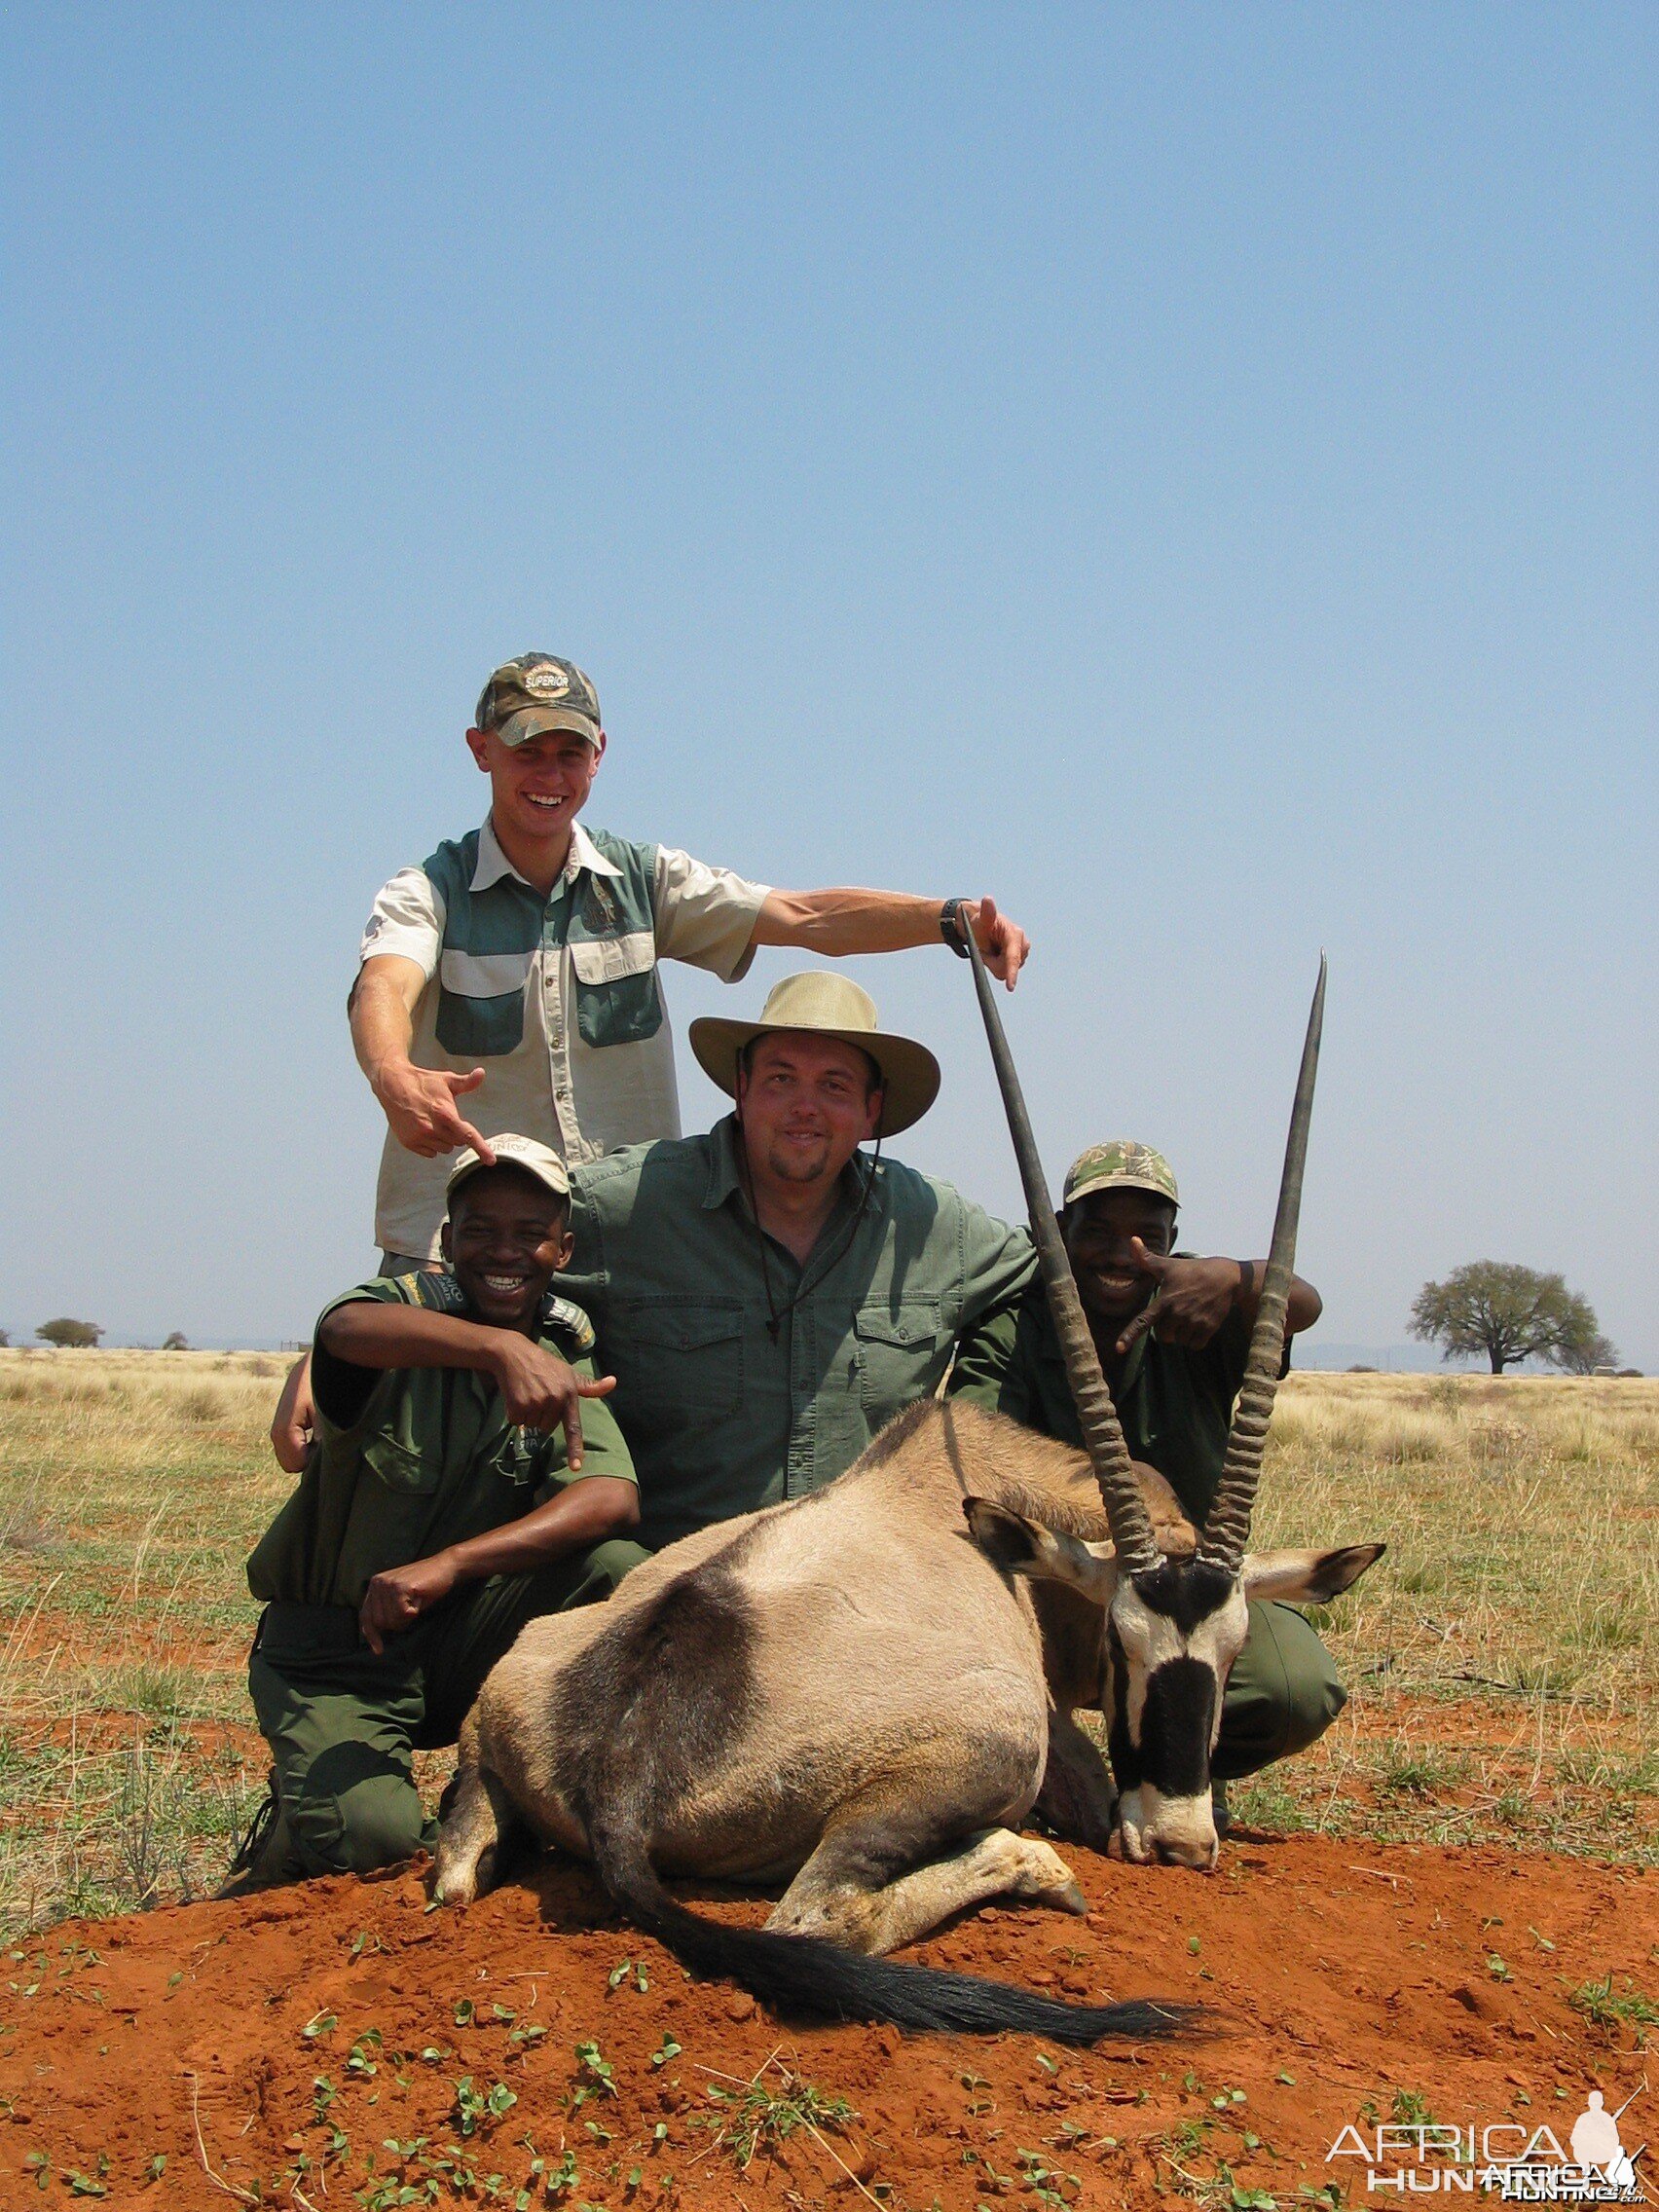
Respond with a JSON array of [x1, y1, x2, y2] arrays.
[[435, 957, 1381, 2037]]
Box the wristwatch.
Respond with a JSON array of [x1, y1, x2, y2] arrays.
[[940, 898, 975, 958]]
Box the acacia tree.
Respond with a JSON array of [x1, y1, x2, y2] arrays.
[[1409, 1263, 1602, 1375], [1552, 1328, 1621, 1378], [36, 1318, 104, 1348]]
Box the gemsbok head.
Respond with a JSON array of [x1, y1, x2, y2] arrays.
[[962, 955, 1383, 1869]]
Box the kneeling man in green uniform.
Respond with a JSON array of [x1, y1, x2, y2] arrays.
[[229, 1135, 645, 1892], [947, 1139, 1344, 1811]]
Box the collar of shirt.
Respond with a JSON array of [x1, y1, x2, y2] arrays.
[[469, 814, 626, 894]]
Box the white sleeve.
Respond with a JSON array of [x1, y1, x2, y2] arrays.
[[652, 847, 771, 982], [358, 866, 444, 977]]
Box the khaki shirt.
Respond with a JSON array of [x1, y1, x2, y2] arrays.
[[246, 1272, 636, 1610], [563, 1117, 1037, 1549], [362, 818, 770, 1259]]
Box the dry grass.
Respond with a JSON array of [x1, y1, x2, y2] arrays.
[[0, 1352, 1654, 1940], [1236, 1371, 1659, 1858]]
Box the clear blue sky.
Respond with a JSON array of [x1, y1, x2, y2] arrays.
[[4, 4, 1654, 1365]]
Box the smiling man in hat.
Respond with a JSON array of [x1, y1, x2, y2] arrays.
[[275, 649, 1030, 1470], [559, 972, 1036, 1550]]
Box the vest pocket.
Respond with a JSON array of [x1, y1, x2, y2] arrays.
[[569, 932, 663, 1049], [435, 948, 533, 1057]]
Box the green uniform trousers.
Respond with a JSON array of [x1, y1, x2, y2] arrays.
[[247, 1538, 648, 1881], [1213, 1600, 1346, 1784]]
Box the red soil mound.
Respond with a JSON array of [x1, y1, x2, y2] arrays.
[[2, 1834, 1652, 2209]]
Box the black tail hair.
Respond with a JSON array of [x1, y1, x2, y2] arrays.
[[585, 1807, 1192, 2046]]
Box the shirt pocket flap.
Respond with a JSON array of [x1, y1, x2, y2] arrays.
[[854, 1303, 942, 1350], [629, 1305, 745, 1353], [569, 931, 656, 985], [438, 948, 535, 997], [360, 1432, 441, 1495]]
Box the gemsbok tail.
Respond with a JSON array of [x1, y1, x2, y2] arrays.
[[582, 1807, 1191, 2046]]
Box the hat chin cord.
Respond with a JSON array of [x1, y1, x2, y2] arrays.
[[733, 1100, 883, 1345]]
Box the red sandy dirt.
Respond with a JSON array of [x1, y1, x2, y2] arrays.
[[2, 1834, 1652, 2210]]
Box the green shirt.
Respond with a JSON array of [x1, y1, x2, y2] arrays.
[[246, 1272, 636, 1610], [946, 1278, 1268, 1527], [563, 1116, 1036, 1549]]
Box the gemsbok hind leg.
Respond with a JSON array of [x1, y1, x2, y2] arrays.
[[766, 1803, 1087, 1957]]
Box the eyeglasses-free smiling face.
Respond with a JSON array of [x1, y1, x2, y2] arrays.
[[440, 1167, 572, 1332], [735, 1034, 883, 1193], [1062, 1188, 1179, 1328], [465, 726, 605, 851]]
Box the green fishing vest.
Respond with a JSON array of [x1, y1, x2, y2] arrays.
[[422, 827, 664, 1059]]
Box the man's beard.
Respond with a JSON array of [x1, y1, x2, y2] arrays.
[[762, 1133, 833, 1185]]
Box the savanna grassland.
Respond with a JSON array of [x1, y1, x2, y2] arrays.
[[0, 1352, 1655, 1945]]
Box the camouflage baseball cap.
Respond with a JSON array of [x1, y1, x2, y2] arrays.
[[474, 652, 602, 748], [1062, 1140, 1179, 1210]]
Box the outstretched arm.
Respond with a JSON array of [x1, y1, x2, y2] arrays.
[[753, 890, 1030, 988], [317, 1302, 616, 1471], [351, 954, 496, 1160], [1113, 1243, 1322, 1355]]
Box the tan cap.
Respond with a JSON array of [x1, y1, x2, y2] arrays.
[[1062, 1140, 1179, 1210], [473, 652, 602, 749], [445, 1132, 571, 1210], [688, 972, 940, 1138]]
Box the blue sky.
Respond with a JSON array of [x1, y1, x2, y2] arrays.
[[4, 3, 1654, 1365]]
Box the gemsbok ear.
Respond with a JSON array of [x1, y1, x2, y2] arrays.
[[1240, 1542, 1386, 1604], [962, 1495, 1047, 1570], [962, 1497, 1115, 1601]]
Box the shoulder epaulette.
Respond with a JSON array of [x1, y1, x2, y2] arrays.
[[412, 1270, 467, 1316], [540, 1296, 597, 1356]]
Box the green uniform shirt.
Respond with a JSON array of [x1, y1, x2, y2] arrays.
[[563, 1116, 1036, 1550], [947, 1276, 1274, 1527], [246, 1272, 636, 1609]]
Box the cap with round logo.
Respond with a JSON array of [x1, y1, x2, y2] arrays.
[[474, 652, 602, 748], [445, 1132, 571, 1210], [1062, 1140, 1179, 1211]]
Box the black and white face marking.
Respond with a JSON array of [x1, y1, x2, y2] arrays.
[[1105, 1560, 1250, 1871], [960, 1494, 1385, 1874]]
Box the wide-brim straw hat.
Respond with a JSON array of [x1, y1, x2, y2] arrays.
[[689, 972, 940, 1137]]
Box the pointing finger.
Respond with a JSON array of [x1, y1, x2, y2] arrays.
[[1114, 1302, 1159, 1357]]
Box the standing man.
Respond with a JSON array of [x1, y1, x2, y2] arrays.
[[946, 1140, 1343, 1803], [274, 650, 1030, 1469]]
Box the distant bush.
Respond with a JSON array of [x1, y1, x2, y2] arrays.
[[163, 1332, 189, 1351], [36, 1318, 103, 1348], [1617, 1367, 1644, 1380], [1346, 1364, 1378, 1374]]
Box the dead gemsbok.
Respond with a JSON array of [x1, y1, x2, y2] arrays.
[[434, 958, 1382, 2041]]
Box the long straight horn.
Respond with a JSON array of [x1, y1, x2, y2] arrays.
[[1198, 955, 1328, 1572], [958, 923, 1161, 1577]]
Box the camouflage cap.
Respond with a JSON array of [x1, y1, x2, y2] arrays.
[[1062, 1140, 1179, 1211], [474, 652, 602, 748]]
